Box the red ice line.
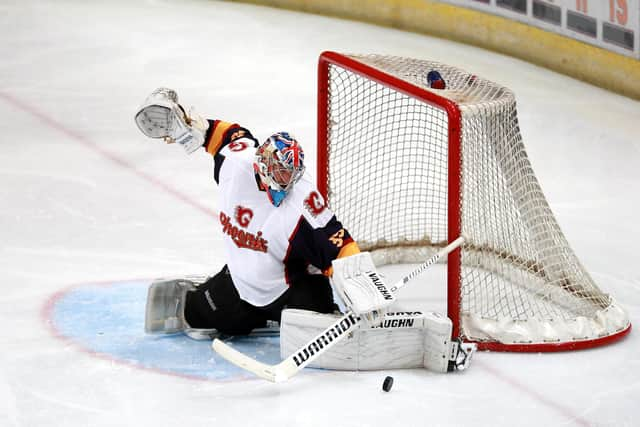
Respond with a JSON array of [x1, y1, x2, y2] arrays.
[[1, 90, 591, 424], [476, 359, 591, 426], [0, 91, 217, 220]]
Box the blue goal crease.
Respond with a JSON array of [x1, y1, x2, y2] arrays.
[[48, 280, 283, 381]]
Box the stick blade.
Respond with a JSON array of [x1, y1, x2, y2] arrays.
[[212, 338, 285, 382]]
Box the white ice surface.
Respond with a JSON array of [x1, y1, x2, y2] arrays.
[[1, 0, 640, 426]]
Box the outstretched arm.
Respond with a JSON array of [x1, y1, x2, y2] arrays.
[[202, 121, 258, 184], [134, 87, 259, 184]]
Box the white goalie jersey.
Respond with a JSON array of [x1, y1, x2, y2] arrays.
[[203, 120, 360, 307]]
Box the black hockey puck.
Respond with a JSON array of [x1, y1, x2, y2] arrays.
[[382, 376, 394, 392]]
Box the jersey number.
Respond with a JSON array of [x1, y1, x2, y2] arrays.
[[228, 141, 249, 152], [329, 229, 345, 248]]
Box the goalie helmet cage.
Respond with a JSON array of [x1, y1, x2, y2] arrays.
[[316, 51, 631, 352]]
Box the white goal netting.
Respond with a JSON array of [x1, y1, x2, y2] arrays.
[[318, 52, 630, 351]]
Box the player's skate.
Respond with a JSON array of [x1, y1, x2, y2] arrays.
[[448, 338, 477, 372], [423, 311, 476, 373]]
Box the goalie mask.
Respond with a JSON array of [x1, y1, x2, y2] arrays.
[[254, 132, 305, 207]]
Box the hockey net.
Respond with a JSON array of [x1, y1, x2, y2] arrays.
[[317, 51, 631, 351]]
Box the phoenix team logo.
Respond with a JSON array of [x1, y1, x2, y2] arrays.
[[304, 191, 326, 216], [219, 210, 268, 253], [234, 206, 253, 228]]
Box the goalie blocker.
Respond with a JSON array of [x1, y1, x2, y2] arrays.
[[331, 252, 396, 327], [280, 309, 476, 373]]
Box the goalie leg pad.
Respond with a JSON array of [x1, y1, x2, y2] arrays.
[[146, 275, 282, 341], [280, 309, 425, 371], [422, 311, 455, 373], [145, 276, 219, 338], [281, 309, 476, 372], [145, 278, 195, 334]]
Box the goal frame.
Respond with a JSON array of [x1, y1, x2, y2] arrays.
[[316, 51, 631, 352]]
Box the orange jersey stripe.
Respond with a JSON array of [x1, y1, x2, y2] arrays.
[[206, 120, 237, 156], [323, 241, 360, 277]]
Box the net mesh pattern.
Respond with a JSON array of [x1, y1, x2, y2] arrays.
[[320, 53, 629, 346]]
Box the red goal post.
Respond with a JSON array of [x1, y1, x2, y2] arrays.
[[316, 51, 631, 352]]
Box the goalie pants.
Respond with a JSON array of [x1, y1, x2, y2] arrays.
[[184, 265, 337, 335]]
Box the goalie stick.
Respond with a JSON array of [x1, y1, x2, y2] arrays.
[[211, 235, 466, 382]]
